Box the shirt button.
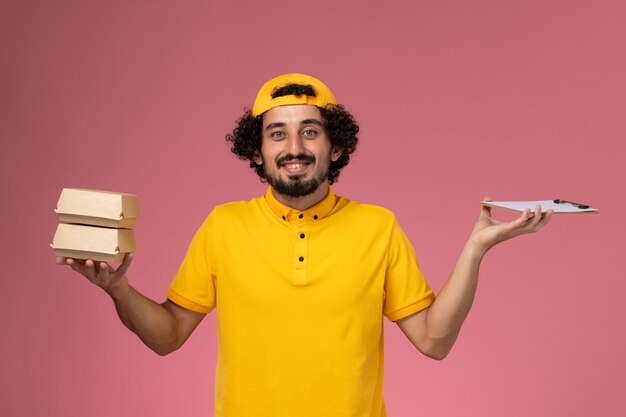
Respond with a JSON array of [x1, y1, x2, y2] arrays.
[[299, 233, 305, 239], [313, 215, 318, 220], [282, 215, 286, 220], [298, 213, 304, 219], [298, 256, 304, 262]]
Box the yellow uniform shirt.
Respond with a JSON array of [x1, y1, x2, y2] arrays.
[[168, 187, 435, 417]]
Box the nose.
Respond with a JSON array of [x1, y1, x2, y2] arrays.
[[286, 132, 306, 154]]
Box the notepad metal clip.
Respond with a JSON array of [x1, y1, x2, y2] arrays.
[[553, 199, 590, 209]]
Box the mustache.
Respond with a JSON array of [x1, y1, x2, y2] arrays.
[[276, 154, 316, 165]]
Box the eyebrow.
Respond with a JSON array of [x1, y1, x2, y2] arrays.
[[265, 122, 286, 131], [300, 118, 323, 127], [264, 119, 324, 131]]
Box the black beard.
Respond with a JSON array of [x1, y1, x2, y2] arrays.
[[267, 172, 328, 197], [263, 153, 327, 197]]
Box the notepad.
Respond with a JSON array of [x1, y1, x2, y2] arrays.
[[481, 200, 598, 214]]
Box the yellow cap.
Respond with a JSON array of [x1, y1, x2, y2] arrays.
[[251, 73, 337, 117]]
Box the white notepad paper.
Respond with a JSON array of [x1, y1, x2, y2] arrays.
[[481, 200, 598, 214]]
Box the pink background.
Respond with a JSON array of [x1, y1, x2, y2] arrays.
[[2, 1, 625, 416]]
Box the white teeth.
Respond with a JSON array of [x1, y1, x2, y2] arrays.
[[285, 163, 304, 169]]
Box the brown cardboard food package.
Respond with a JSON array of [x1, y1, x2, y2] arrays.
[[54, 188, 139, 228], [51, 223, 136, 262]]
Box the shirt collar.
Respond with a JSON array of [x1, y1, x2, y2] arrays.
[[265, 186, 337, 222]]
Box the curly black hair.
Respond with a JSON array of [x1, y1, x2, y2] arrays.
[[225, 84, 359, 185]]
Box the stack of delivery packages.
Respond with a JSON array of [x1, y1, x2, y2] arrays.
[[51, 189, 139, 262]]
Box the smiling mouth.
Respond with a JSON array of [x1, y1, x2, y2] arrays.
[[277, 154, 315, 174], [282, 162, 309, 169], [280, 161, 311, 175]]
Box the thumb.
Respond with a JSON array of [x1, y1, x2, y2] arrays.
[[480, 196, 493, 217], [115, 253, 134, 277]]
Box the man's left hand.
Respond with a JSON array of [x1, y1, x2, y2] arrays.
[[469, 197, 553, 254]]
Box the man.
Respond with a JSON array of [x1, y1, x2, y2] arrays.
[[57, 73, 552, 416]]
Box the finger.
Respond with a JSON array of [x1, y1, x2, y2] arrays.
[[84, 259, 97, 281], [66, 257, 86, 266], [99, 262, 110, 281], [65, 258, 73, 265], [66, 258, 85, 274], [534, 209, 554, 231], [56, 256, 67, 265], [501, 208, 539, 239], [513, 208, 533, 226], [522, 206, 552, 234], [528, 205, 543, 227]]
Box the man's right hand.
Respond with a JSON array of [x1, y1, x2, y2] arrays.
[[55, 254, 134, 296], [55, 253, 205, 355]]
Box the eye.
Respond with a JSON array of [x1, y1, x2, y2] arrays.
[[270, 131, 286, 140], [302, 129, 318, 138]]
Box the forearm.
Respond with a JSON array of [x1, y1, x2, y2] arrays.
[[107, 277, 180, 356], [423, 240, 486, 357], [400, 203, 552, 359]]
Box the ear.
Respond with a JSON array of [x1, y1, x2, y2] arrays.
[[331, 146, 343, 162], [252, 151, 263, 166]]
